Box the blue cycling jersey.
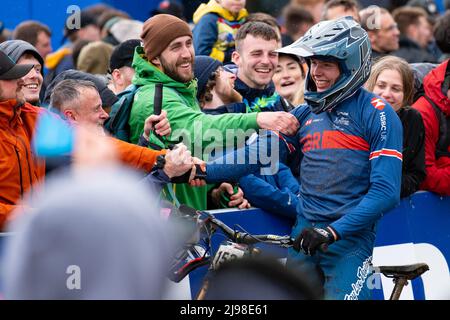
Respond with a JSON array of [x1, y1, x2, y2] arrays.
[[206, 88, 403, 239]]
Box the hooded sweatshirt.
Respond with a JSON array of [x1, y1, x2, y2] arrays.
[[129, 46, 259, 210], [193, 0, 248, 63], [412, 59, 450, 195]]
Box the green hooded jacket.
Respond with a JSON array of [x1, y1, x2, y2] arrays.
[[129, 47, 259, 210]]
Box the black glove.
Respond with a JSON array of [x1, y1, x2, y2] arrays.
[[293, 227, 336, 256]]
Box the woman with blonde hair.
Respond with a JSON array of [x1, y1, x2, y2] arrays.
[[366, 55, 426, 198]]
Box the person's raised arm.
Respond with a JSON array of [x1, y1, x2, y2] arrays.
[[204, 130, 299, 183]]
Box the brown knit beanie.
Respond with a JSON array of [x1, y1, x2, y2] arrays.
[[140, 14, 192, 61]]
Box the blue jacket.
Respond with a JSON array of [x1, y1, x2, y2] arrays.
[[201, 88, 295, 215], [239, 163, 299, 220], [206, 88, 403, 239]]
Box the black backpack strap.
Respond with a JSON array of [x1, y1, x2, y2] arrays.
[[104, 85, 141, 141]]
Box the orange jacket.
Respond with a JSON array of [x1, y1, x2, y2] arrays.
[[0, 100, 45, 228], [0, 100, 166, 229], [112, 138, 165, 173]]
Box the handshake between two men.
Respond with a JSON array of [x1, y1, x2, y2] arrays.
[[147, 109, 300, 210]]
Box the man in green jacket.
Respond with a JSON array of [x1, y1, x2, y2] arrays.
[[129, 14, 299, 210]]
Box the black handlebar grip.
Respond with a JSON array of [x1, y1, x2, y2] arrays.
[[154, 83, 163, 116]]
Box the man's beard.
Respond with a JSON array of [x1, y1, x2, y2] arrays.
[[217, 88, 243, 104], [0, 86, 25, 105], [160, 55, 193, 83], [0, 85, 26, 121], [25, 94, 39, 105], [15, 90, 26, 105]]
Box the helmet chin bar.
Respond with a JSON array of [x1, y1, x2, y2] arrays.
[[306, 90, 345, 114], [277, 16, 372, 114], [304, 66, 347, 114]]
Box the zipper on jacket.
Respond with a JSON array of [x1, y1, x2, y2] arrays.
[[16, 135, 34, 198], [14, 147, 24, 197]]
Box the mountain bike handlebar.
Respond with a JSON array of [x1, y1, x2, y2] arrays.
[[168, 206, 296, 283], [205, 213, 294, 247], [178, 204, 294, 247], [169, 205, 337, 283]]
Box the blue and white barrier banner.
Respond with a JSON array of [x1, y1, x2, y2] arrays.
[[165, 192, 450, 300], [372, 191, 450, 300]]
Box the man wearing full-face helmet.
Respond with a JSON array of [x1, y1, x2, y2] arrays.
[[200, 16, 404, 299]]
